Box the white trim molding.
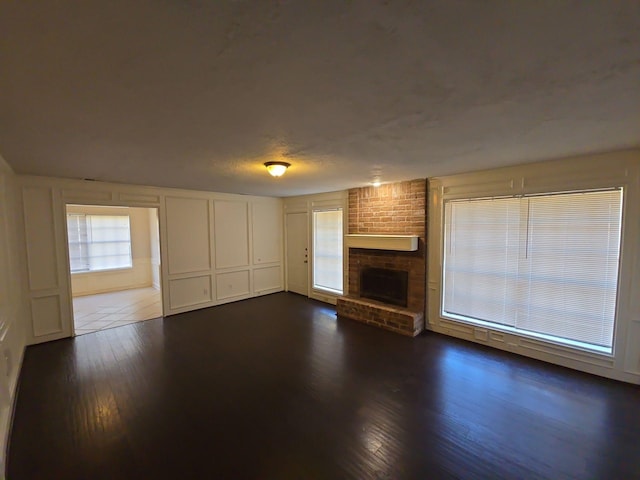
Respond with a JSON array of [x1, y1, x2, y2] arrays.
[[344, 234, 418, 251]]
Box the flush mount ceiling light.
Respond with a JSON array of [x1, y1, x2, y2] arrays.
[[264, 161, 291, 177]]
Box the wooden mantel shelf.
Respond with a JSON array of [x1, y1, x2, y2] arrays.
[[344, 234, 418, 252]]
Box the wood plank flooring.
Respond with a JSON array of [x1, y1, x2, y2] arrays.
[[8, 292, 640, 479]]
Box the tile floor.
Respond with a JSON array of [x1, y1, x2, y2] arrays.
[[73, 287, 162, 335]]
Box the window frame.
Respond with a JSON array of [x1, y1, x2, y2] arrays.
[[427, 152, 640, 384], [311, 207, 344, 296], [66, 210, 134, 275], [440, 189, 623, 355]]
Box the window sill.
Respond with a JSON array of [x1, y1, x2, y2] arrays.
[[313, 286, 343, 296], [71, 267, 134, 276], [441, 312, 613, 357]]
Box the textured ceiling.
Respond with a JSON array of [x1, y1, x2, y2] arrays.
[[1, 1, 639, 196]]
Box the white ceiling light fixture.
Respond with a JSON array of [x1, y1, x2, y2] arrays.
[[371, 177, 381, 187], [264, 161, 291, 177]]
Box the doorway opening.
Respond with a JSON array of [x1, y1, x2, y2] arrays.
[[285, 212, 309, 296], [65, 204, 162, 335]]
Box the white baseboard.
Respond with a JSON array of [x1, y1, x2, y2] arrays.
[[72, 282, 154, 297]]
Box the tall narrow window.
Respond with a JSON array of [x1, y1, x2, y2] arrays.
[[67, 214, 133, 273], [443, 189, 622, 353], [313, 209, 343, 294]]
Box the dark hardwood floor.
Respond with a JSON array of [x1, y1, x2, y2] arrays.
[[8, 292, 640, 479]]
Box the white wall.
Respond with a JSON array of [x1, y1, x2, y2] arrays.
[[283, 190, 348, 305], [16, 175, 284, 345], [68, 205, 154, 296], [427, 149, 640, 384], [149, 208, 161, 289], [0, 157, 26, 476]]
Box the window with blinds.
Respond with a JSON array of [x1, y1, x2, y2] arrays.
[[313, 209, 343, 294], [443, 189, 622, 353], [67, 214, 133, 273]]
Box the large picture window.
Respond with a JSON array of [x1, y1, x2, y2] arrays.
[[443, 189, 622, 353], [313, 209, 343, 294], [67, 213, 133, 273]]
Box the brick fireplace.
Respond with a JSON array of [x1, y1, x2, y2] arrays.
[[336, 179, 427, 336]]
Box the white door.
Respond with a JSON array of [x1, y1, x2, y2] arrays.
[[286, 212, 309, 296]]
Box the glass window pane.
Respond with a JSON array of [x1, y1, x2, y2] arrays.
[[516, 191, 621, 348], [66, 212, 133, 273], [443, 189, 622, 352], [444, 198, 520, 326], [313, 209, 343, 294]]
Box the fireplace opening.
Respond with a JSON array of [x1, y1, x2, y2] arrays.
[[360, 267, 408, 307]]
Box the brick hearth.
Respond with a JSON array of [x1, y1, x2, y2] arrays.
[[337, 296, 424, 337], [337, 179, 427, 336]]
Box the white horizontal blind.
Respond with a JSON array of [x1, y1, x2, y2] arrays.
[[67, 214, 89, 272], [517, 191, 622, 347], [443, 189, 622, 351], [67, 214, 132, 273], [444, 198, 520, 326], [313, 209, 343, 294]]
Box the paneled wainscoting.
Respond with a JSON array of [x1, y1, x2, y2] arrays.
[[9, 293, 640, 479]]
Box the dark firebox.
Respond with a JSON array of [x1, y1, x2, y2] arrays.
[[359, 267, 408, 307]]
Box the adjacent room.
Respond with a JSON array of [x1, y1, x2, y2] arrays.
[[66, 204, 162, 335], [0, 1, 639, 479]]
